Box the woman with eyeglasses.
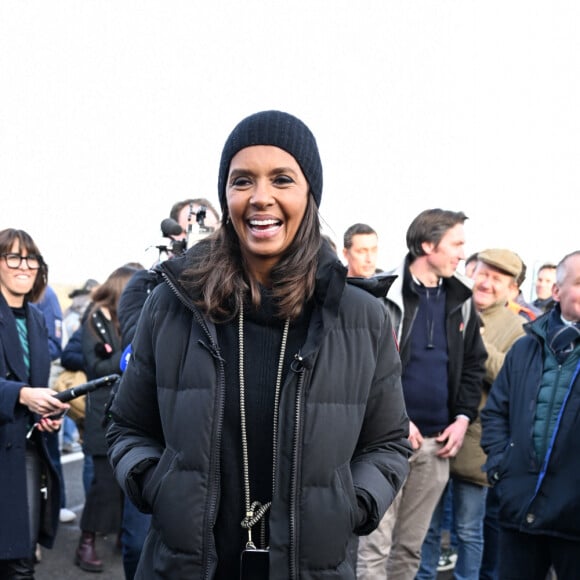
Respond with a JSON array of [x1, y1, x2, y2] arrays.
[[0, 228, 69, 579]]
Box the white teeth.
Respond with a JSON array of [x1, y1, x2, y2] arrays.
[[249, 219, 280, 226]]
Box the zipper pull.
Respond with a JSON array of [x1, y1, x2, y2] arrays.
[[26, 423, 38, 439]]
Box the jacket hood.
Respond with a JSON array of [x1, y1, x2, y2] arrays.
[[525, 307, 553, 342], [347, 272, 397, 298], [527, 304, 580, 360]]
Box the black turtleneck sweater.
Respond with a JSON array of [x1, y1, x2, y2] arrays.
[[214, 290, 310, 579]]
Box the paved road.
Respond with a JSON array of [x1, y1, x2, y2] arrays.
[[36, 451, 453, 579]]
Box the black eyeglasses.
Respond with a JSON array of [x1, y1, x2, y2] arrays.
[[1, 253, 42, 270]]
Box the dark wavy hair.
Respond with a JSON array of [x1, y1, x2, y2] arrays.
[[87, 263, 144, 335], [181, 198, 321, 322], [0, 228, 48, 303]]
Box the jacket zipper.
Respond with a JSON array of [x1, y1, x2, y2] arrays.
[[288, 355, 306, 580], [161, 273, 225, 579], [529, 358, 580, 502], [540, 364, 562, 460]]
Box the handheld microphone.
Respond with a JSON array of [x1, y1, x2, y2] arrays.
[[160, 218, 183, 238], [25, 374, 122, 438], [53, 374, 120, 403]]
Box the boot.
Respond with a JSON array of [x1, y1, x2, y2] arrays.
[[74, 531, 103, 573]]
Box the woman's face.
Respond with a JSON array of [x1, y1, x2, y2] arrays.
[[226, 145, 309, 283], [0, 240, 39, 307]]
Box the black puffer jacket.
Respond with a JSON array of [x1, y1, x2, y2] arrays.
[[107, 244, 411, 579]]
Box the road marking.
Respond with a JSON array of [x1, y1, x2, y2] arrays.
[[60, 451, 84, 465]]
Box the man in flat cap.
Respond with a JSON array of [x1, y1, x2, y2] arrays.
[[469, 248, 527, 579]]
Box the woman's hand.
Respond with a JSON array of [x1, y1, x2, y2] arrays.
[[36, 415, 65, 433], [19, 386, 69, 417]]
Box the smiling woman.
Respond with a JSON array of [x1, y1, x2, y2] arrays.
[[225, 145, 310, 286], [106, 111, 412, 579], [0, 228, 69, 578]]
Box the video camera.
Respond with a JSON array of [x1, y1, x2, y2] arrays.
[[154, 203, 215, 260]]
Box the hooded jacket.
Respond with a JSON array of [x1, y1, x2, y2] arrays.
[[481, 309, 580, 539], [107, 243, 411, 579]]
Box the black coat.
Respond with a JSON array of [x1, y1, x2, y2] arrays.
[[107, 244, 412, 579], [0, 295, 60, 559], [82, 309, 122, 456]]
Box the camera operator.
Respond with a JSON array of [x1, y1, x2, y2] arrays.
[[115, 197, 220, 580], [156, 198, 220, 260], [170, 198, 220, 243]]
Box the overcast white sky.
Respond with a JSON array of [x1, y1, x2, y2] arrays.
[[1, 1, 578, 299]]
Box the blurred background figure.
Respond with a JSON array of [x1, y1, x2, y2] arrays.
[[169, 197, 220, 234], [75, 263, 144, 573], [464, 252, 479, 279], [342, 223, 380, 278], [507, 260, 542, 322], [62, 279, 99, 346], [533, 262, 557, 313]]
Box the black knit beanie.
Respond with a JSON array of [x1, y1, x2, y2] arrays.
[[218, 110, 323, 214]]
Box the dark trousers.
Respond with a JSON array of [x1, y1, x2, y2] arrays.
[[121, 495, 151, 580], [480, 484, 500, 580], [80, 455, 123, 534], [499, 527, 580, 580], [0, 446, 42, 579], [44, 430, 66, 508]]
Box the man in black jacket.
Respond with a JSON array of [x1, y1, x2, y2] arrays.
[[357, 209, 487, 580]]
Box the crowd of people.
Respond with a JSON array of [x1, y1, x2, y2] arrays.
[[1, 110, 579, 580]]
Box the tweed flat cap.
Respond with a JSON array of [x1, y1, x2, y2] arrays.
[[477, 249, 523, 278]]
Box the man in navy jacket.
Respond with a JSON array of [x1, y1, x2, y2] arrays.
[[481, 250, 580, 579]]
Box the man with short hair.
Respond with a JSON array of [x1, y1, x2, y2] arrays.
[[533, 262, 557, 313], [507, 260, 542, 322], [357, 209, 487, 580], [481, 250, 580, 579], [342, 223, 379, 278]]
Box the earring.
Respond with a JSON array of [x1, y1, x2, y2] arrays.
[[226, 216, 231, 225]]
